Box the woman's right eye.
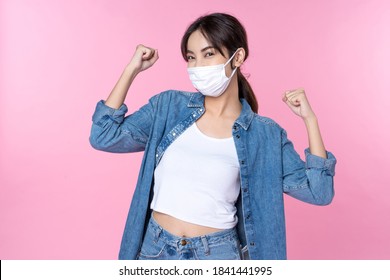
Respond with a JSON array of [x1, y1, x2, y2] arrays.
[[186, 55, 195, 61]]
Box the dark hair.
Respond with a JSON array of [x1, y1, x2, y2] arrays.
[[181, 13, 258, 113]]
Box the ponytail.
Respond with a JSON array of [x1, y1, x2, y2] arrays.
[[237, 69, 258, 113]]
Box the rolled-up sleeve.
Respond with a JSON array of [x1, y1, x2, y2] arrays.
[[281, 129, 337, 205], [89, 96, 157, 153]]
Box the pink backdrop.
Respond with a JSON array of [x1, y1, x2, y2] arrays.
[[1, 0, 389, 259]]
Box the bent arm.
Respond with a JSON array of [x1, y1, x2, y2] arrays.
[[89, 96, 157, 153], [283, 88, 327, 158], [105, 45, 159, 109], [89, 44, 159, 152], [281, 129, 337, 205]]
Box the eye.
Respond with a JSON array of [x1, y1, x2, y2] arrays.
[[186, 55, 195, 61], [205, 52, 214, 57]]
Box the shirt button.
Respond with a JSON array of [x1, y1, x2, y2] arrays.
[[233, 125, 237, 130], [250, 242, 255, 246], [156, 154, 159, 157], [172, 132, 176, 136], [181, 240, 187, 246], [236, 134, 240, 139]]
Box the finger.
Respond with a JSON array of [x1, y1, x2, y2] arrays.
[[283, 88, 305, 103], [283, 94, 294, 106], [291, 95, 302, 105], [284, 98, 297, 111], [142, 49, 155, 60], [283, 91, 298, 103], [283, 90, 293, 102], [282, 93, 288, 102], [285, 88, 305, 96], [149, 49, 159, 65], [283, 90, 297, 101], [287, 91, 305, 101], [136, 44, 154, 59], [286, 94, 301, 107]]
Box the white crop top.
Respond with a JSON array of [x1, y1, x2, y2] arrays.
[[150, 122, 240, 229]]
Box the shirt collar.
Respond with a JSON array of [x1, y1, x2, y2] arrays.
[[187, 92, 255, 130], [187, 92, 204, 108], [235, 99, 255, 130]]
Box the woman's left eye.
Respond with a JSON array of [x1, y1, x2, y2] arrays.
[[205, 52, 214, 57]]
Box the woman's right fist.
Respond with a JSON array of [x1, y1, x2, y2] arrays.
[[128, 44, 159, 73]]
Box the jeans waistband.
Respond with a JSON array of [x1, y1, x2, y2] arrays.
[[149, 213, 238, 250]]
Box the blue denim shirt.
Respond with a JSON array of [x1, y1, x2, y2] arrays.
[[90, 90, 336, 260]]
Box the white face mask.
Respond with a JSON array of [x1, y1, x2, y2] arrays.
[[187, 49, 239, 97]]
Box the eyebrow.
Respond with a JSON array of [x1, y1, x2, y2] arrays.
[[186, 46, 215, 54]]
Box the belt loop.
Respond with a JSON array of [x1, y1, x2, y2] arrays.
[[153, 225, 163, 243], [201, 236, 210, 256]]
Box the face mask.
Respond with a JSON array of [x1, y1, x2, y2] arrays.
[[187, 49, 239, 97]]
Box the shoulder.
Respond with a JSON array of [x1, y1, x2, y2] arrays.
[[155, 89, 197, 100], [251, 114, 284, 131], [149, 89, 201, 108], [248, 114, 290, 142]]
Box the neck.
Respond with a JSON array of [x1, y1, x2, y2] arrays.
[[204, 78, 242, 118]]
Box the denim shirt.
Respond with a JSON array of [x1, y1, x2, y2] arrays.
[[89, 90, 337, 260]]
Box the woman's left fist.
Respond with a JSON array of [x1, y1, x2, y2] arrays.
[[282, 88, 316, 120]]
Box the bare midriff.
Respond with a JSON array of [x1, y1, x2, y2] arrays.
[[152, 211, 224, 237]]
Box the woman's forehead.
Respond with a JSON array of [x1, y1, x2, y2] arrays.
[[186, 29, 228, 56], [187, 30, 211, 50]]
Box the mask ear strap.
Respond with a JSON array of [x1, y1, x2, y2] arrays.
[[227, 66, 238, 79], [227, 50, 240, 79], [224, 49, 241, 67]]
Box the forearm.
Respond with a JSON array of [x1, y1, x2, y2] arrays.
[[304, 116, 327, 159], [105, 64, 139, 109]]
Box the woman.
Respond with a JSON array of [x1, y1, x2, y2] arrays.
[[90, 13, 336, 260]]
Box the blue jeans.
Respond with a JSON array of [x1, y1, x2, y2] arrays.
[[136, 215, 242, 260]]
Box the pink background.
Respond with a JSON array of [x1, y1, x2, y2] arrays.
[[1, 0, 389, 259]]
